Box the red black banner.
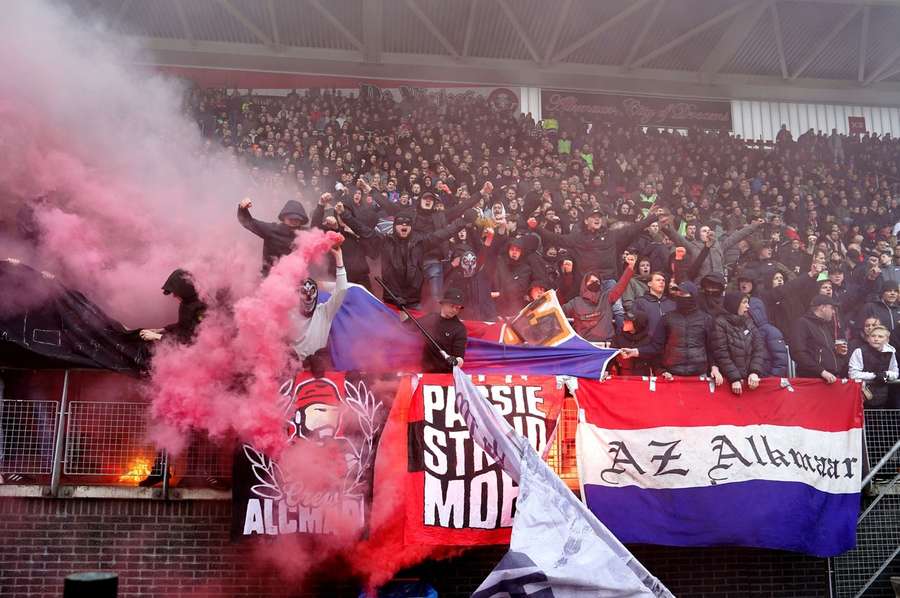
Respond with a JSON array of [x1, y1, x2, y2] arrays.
[[388, 374, 566, 546]]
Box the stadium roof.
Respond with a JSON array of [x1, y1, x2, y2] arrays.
[[67, 0, 900, 104]]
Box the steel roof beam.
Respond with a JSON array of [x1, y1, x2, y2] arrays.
[[624, 0, 666, 69], [553, 0, 652, 63], [631, 1, 751, 69], [215, 0, 273, 46], [307, 0, 363, 52], [790, 4, 862, 79], [770, 2, 789, 79], [497, 0, 541, 64], [700, 0, 771, 74], [404, 0, 459, 58]]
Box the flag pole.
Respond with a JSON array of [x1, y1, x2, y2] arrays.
[[375, 276, 459, 368]]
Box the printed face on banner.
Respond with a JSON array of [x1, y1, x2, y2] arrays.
[[404, 374, 565, 545], [232, 373, 385, 540]]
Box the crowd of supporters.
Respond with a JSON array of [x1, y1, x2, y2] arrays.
[[182, 88, 900, 404]]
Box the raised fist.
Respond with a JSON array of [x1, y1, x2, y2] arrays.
[[239, 198, 252, 209], [481, 181, 494, 195], [320, 192, 332, 205]]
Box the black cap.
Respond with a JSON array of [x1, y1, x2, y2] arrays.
[[810, 295, 838, 307], [882, 280, 900, 292], [440, 288, 465, 307]]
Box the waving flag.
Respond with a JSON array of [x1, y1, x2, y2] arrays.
[[452, 368, 673, 597], [322, 285, 616, 377], [575, 377, 863, 557]]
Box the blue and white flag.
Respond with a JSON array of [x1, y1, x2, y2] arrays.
[[452, 368, 673, 598]]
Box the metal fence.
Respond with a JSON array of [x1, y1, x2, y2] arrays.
[[0, 370, 233, 490], [831, 409, 900, 598], [863, 409, 900, 475], [64, 401, 159, 477], [0, 399, 59, 475]]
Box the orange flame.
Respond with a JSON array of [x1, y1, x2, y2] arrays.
[[118, 456, 153, 485]]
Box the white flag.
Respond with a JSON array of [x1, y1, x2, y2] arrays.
[[452, 367, 673, 598]]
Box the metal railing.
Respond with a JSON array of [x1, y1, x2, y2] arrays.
[[0, 399, 58, 475], [830, 409, 900, 598], [0, 370, 232, 495]]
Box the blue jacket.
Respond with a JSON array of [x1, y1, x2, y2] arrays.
[[748, 297, 788, 377]]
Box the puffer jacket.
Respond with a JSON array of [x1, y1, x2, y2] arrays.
[[711, 313, 767, 383], [747, 297, 788, 377], [639, 307, 713, 377], [237, 200, 309, 276]]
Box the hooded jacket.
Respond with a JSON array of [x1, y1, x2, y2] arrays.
[[562, 268, 633, 342], [161, 269, 206, 344], [494, 238, 534, 317], [341, 210, 468, 307], [534, 214, 658, 280], [237, 200, 310, 276], [711, 293, 767, 383], [747, 297, 788, 377]]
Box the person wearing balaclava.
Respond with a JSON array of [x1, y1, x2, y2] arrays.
[[444, 235, 497, 322], [340, 204, 472, 309], [364, 178, 488, 305], [139, 269, 207, 345], [697, 272, 727, 315], [710, 292, 766, 396], [237, 196, 309, 276], [562, 255, 636, 344], [138, 268, 209, 488], [292, 245, 347, 364], [494, 237, 535, 317], [622, 281, 724, 385]]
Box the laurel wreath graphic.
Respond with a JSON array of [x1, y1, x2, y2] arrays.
[[244, 377, 383, 509]]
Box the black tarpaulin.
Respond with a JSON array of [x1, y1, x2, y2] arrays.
[[0, 261, 148, 372]]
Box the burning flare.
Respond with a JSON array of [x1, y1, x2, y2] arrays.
[[118, 456, 153, 485]]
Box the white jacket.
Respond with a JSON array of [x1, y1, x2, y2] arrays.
[[848, 343, 899, 381], [291, 267, 348, 361]]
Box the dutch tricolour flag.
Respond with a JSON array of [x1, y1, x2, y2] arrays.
[[575, 377, 863, 557]]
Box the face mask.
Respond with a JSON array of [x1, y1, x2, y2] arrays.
[[586, 280, 602, 292], [460, 251, 477, 278], [675, 295, 697, 313], [300, 278, 318, 317]]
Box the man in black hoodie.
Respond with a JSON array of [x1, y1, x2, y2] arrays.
[[139, 269, 207, 345], [526, 207, 659, 281], [340, 207, 472, 308], [138, 269, 208, 488], [237, 197, 309, 276]]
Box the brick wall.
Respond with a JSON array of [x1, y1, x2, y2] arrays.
[[0, 495, 879, 598]]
